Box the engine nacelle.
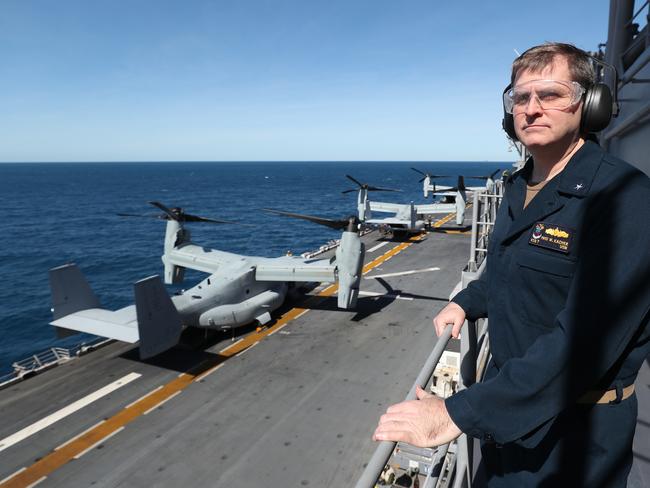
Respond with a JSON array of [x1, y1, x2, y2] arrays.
[[357, 188, 371, 221], [336, 230, 365, 309], [455, 189, 467, 225], [162, 220, 190, 284]]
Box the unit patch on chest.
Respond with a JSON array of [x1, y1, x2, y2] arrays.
[[529, 222, 574, 253]]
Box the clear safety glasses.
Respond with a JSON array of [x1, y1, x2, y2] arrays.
[[503, 80, 586, 114]]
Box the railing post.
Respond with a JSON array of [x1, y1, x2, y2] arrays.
[[468, 191, 480, 272]]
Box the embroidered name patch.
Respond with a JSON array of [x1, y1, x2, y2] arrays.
[[529, 222, 573, 253]]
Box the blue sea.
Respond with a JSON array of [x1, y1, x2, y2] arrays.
[[0, 161, 506, 374]]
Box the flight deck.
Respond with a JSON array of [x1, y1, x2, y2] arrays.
[[0, 219, 472, 488]]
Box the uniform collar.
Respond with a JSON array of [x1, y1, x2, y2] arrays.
[[555, 140, 603, 197], [506, 140, 603, 198]]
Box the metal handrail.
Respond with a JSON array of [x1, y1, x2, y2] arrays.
[[355, 181, 501, 487], [0, 338, 112, 390], [468, 187, 502, 272], [354, 325, 454, 488], [627, 0, 649, 28]]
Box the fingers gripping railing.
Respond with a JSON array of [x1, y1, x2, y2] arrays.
[[354, 325, 454, 488]]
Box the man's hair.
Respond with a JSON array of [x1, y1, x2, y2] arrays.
[[511, 42, 595, 89]]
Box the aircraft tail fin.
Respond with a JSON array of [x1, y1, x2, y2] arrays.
[[50, 264, 101, 338], [134, 275, 183, 359], [50, 264, 101, 320]]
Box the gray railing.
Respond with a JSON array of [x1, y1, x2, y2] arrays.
[[355, 182, 501, 488], [468, 186, 503, 273], [354, 325, 454, 488], [355, 272, 490, 488], [0, 337, 112, 390]]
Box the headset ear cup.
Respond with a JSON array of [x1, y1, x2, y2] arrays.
[[502, 113, 518, 141], [502, 84, 518, 141], [581, 83, 613, 133]]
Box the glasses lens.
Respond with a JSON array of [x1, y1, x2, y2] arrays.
[[506, 81, 583, 113]]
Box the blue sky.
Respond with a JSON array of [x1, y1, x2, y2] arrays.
[[0, 0, 612, 162]]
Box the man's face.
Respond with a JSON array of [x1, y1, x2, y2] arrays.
[[512, 56, 583, 150]]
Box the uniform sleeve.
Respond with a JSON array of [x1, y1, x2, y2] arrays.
[[446, 169, 650, 445], [451, 271, 488, 321]]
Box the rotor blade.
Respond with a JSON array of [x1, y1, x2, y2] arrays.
[[148, 201, 179, 221], [181, 214, 235, 224], [411, 167, 426, 176], [418, 176, 426, 183], [457, 176, 466, 191], [345, 174, 364, 188], [464, 169, 502, 181], [366, 185, 402, 192], [432, 187, 459, 193], [342, 188, 358, 194], [116, 212, 158, 218], [262, 208, 350, 230]]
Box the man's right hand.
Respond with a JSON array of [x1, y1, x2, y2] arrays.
[[433, 302, 466, 338]]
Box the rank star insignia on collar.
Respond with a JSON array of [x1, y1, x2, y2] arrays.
[[574, 182, 584, 191]]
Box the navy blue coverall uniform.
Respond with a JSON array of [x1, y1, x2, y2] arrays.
[[445, 141, 650, 487]]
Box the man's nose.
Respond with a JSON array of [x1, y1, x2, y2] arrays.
[[524, 93, 543, 115]]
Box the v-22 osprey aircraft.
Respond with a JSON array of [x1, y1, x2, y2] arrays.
[[49, 202, 365, 359], [344, 174, 467, 235]]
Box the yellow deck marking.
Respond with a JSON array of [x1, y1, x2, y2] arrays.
[[0, 213, 454, 488]]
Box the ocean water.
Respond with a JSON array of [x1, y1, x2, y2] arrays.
[[0, 161, 506, 374]]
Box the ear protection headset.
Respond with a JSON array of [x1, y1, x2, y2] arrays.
[[502, 59, 617, 141]]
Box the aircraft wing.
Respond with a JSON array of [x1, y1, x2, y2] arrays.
[[255, 257, 336, 282], [368, 201, 407, 214], [414, 203, 457, 215], [366, 217, 412, 226], [167, 244, 241, 274]]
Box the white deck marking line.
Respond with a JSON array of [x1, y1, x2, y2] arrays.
[[72, 426, 125, 459], [219, 338, 244, 353], [25, 476, 47, 488], [364, 267, 440, 279], [143, 391, 182, 415], [234, 341, 259, 358], [54, 420, 106, 451], [123, 385, 164, 410], [0, 468, 26, 485], [194, 363, 225, 382], [269, 310, 308, 335], [367, 241, 389, 253], [357, 291, 414, 301], [0, 372, 141, 453]]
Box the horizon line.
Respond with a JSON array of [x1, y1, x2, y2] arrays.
[[0, 159, 511, 164]]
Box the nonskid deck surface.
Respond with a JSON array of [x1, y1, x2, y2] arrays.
[[2, 219, 647, 488], [0, 219, 471, 488]]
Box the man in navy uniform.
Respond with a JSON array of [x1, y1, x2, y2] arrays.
[[373, 43, 650, 486]]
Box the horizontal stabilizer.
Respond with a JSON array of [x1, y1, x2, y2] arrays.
[[51, 306, 139, 342]]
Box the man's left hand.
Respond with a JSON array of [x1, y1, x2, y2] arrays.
[[372, 386, 462, 448]]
